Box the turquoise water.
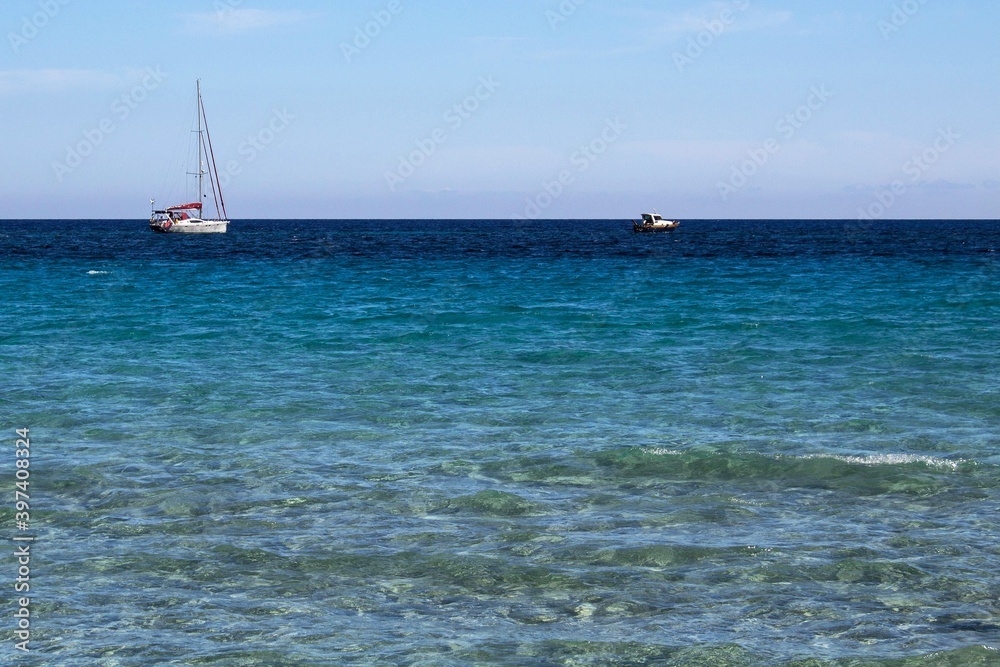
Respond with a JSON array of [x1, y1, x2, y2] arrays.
[[2, 219, 999, 665]]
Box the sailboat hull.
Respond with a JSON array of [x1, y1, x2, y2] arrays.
[[150, 218, 229, 234]]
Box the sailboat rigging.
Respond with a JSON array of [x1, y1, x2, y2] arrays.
[[149, 80, 230, 234]]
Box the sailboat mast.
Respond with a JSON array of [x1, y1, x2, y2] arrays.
[[199, 84, 227, 220], [197, 79, 204, 212]]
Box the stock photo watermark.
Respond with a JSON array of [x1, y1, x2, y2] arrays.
[[214, 0, 242, 18], [878, 0, 931, 39], [384, 75, 501, 192], [515, 118, 627, 220], [856, 127, 960, 221], [674, 0, 751, 73], [12, 428, 33, 653], [341, 0, 404, 63], [51, 66, 167, 183], [717, 85, 833, 201], [7, 0, 71, 54], [217, 107, 295, 188], [546, 0, 588, 30]]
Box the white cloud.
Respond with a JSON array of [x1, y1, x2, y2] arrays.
[[181, 8, 309, 34]]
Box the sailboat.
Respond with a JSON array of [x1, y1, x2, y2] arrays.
[[150, 80, 229, 234]]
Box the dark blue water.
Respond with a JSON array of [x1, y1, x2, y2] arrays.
[[2, 219, 999, 665]]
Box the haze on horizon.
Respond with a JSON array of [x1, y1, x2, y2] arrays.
[[2, 0, 998, 220]]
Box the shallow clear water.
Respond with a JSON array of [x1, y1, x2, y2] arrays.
[[2, 219, 999, 665]]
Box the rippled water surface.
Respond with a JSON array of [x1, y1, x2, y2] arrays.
[[2, 219, 999, 665]]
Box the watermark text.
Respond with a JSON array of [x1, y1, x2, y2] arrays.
[[718, 85, 833, 201], [879, 0, 931, 39], [385, 76, 501, 192], [515, 118, 627, 219], [341, 0, 404, 63], [8, 0, 72, 54], [856, 127, 960, 221], [51, 66, 167, 183], [674, 0, 751, 73], [12, 428, 33, 653]]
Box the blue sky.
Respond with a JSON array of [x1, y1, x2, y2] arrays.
[[2, 0, 998, 219]]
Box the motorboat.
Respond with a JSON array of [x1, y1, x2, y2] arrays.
[[633, 213, 680, 233]]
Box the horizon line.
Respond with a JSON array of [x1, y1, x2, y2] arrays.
[[2, 217, 999, 223]]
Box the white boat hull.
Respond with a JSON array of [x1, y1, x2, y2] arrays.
[[633, 220, 679, 232], [633, 213, 680, 232], [150, 217, 229, 234]]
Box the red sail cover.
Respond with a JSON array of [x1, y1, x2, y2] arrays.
[[166, 202, 203, 211]]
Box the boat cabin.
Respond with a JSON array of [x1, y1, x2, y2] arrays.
[[151, 203, 203, 221]]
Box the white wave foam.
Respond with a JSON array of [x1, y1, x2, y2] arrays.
[[640, 447, 966, 471], [639, 447, 683, 457], [804, 453, 965, 471]]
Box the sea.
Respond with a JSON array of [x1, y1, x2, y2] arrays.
[[2, 219, 999, 666]]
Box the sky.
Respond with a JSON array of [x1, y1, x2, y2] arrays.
[[2, 0, 999, 219]]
